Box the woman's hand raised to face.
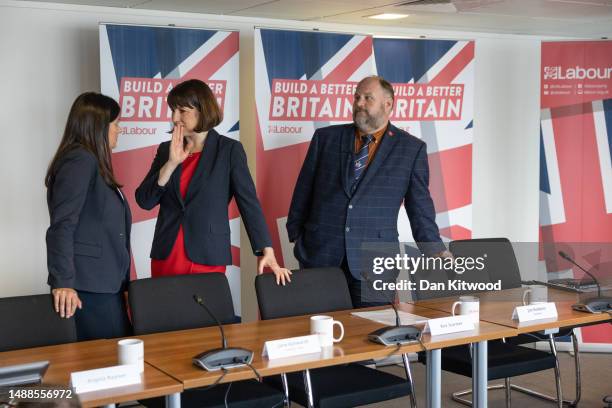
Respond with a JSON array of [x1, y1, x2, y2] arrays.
[[168, 125, 194, 166], [157, 125, 195, 187]]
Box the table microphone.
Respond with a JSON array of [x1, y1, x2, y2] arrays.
[[192, 295, 253, 371], [559, 251, 612, 313], [360, 273, 421, 346]]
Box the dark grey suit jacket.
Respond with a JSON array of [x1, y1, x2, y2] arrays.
[[46, 148, 131, 293], [135, 129, 271, 265]]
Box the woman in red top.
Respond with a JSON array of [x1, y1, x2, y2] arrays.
[[136, 80, 291, 284]]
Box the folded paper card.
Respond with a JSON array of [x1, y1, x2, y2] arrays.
[[70, 364, 141, 394], [423, 315, 475, 336], [262, 335, 322, 360], [512, 302, 558, 322]]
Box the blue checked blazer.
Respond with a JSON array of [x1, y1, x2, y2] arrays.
[[286, 122, 444, 279]]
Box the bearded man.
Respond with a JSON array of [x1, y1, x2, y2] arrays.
[[287, 75, 448, 307]]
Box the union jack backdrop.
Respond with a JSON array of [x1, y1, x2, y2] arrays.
[[99, 24, 242, 313], [374, 38, 474, 245], [254, 29, 474, 268], [540, 40, 612, 348]]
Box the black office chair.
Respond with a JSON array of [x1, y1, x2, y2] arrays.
[[255, 267, 417, 408], [0, 294, 76, 352], [413, 238, 563, 407], [450, 238, 523, 291], [129, 274, 284, 408], [453, 238, 582, 406]]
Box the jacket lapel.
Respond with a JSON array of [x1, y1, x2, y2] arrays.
[[184, 129, 219, 204], [171, 162, 184, 208], [340, 125, 355, 198], [352, 123, 398, 199]]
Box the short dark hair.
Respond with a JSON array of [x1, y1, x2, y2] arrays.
[[167, 79, 222, 132], [45, 92, 121, 189], [359, 75, 395, 103]]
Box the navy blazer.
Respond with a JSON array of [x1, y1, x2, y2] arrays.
[[287, 123, 444, 279], [46, 148, 131, 293], [135, 129, 271, 265]]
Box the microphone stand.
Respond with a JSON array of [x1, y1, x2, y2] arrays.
[[559, 252, 612, 313], [361, 273, 422, 346], [194, 295, 227, 348], [192, 295, 254, 371]]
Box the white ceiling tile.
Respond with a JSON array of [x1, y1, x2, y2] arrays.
[[18, 0, 612, 36]]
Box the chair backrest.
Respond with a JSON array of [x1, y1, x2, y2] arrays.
[[409, 238, 522, 300], [255, 268, 353, 320], [409, 261, 457, 301], [450, 237, 522, 290], [401, 242, 454, 301], [128, 273, 237, 335], [0, 294, 76, 352]]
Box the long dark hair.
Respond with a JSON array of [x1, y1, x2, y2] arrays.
[[45, 92, 121, 189]]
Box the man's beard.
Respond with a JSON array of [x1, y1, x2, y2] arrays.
[[353, 109, 385, 132]]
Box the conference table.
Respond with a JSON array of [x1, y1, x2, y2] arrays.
[[413, 287, 612, 334], [140, 303, 517, 408], [0, 304, 516, 408], [0, 340, 182, 407], [1, 289, 609, 408], [412, 287, 612, 407]]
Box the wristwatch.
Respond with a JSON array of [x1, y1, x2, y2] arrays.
[[254, 249, 265, 257]]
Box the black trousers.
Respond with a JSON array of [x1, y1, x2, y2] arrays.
[[340, 258, 389, 309], [74, 291, 132, 341]]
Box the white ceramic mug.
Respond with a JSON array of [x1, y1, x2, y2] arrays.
[[310, 315, 344, 347], [522, 285, 548, 305], [118, 338, 144, 373], [451, 295, 480, 324]]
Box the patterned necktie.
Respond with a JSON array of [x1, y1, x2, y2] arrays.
[[352, 134, 374, 191]]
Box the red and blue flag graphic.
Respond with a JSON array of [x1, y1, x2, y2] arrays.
[[100, 24, 242, 312], [540, 41, 612, 347], [254, 30, 474, 268]]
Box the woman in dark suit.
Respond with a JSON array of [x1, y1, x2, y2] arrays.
[[45, 92, 132, 341], [136, 79, 291, 284]]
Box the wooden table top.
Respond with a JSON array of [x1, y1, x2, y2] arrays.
[[413, 287, 612, 333], [0, 301, 528, 400], [0, 340, 182, 407], [141, 304, 518, 389]]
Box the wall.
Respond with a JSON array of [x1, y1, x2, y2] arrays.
[[0, 0, 566, 320]]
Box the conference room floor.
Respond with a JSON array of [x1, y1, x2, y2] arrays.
[[364, 352, 612, 408], [243, 352, 609, 408]]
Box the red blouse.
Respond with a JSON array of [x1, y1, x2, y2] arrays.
[[151, 152, 226, 277]]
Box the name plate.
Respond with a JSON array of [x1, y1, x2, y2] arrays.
[[512, 302, 558, 322], [70, 364, 141, 394], [262, 334, 321, 360], [423, 315, 475, 336]]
